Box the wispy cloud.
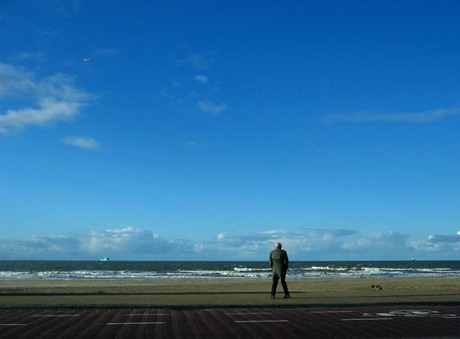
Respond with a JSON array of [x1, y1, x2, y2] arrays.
[[324, 108, 460, 124], [195, 74, 208, 84], [62, 136, 100, 150], [0, 63, 92, 134], [198, 100, 227, 115]]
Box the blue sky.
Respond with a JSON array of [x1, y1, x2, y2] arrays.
[[1, 0, 459, 261]]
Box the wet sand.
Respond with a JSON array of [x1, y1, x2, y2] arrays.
[[1, 278, 459, 308]]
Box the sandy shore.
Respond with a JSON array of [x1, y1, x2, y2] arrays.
[[1, 278, 459, 308]]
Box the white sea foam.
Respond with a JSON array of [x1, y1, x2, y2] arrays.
[[0, 261, 459, 280]]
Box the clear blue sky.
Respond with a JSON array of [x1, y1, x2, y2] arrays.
[[1, 0, 459, 261]]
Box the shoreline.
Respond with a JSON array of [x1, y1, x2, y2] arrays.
[[1, 277, 459, 308]]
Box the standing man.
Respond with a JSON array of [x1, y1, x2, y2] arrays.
[[269, 242, 290, 298]]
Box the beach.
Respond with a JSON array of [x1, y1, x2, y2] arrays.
[[1, 278, 459, 308]]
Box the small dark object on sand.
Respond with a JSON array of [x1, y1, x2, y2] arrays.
[[371, 284, 383, 290]]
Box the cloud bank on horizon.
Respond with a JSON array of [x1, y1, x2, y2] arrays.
[[1, 227, 459, 261]]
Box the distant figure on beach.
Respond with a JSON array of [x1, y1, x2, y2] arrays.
[[269, 242, 290, 298]]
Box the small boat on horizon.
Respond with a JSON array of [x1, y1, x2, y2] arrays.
[[100, 257, 110, 261]]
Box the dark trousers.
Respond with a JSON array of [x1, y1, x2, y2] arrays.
[[271, 272, 289, 297]]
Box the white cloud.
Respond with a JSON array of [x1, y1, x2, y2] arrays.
[[267, 229, 356, 256], [0, 63, 92, 134], [0, 63, 36, 97], [198, 100, 227, 115], [81, 227, 170, 255], [411, 231, 460, 254], [341, 231, 408, 251], [260, 229, 288, 236], [211, 228, 357, 259], [62, 136, 100, 150], [195, 74, 208, 84], [0, 98, 80, 133], [0, 226, 193, 260], [2, 227, 460, 260], [426, 232, 460, 243], [207, 228, 440, 260], [194, 244, 205, 252], [324, 108, 460, 124], [0, 234, 82, 258]]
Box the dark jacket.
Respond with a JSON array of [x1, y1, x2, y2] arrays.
[[269, 248, 289, 277]]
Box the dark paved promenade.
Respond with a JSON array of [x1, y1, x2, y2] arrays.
[[1, 305, 459, 338]]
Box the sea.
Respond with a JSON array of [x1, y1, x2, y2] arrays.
[[0, 260, 459, 281]]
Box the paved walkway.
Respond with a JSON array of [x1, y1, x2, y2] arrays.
[[1, 305, 459, 338]]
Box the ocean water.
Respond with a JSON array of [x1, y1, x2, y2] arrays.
[[0, 260, 459, 281]]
